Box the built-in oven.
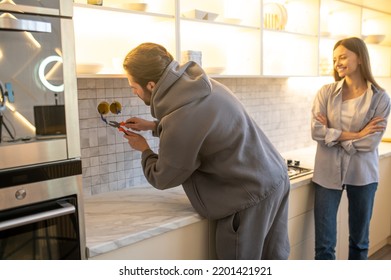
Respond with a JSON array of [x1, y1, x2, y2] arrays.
[[0, 159, 86, 260], [0, 195, 81, 260], [0, 0, 85, 259]]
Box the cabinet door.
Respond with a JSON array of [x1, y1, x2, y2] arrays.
[[73, 1, 176, 75], [367, 46, 391, 77], [262, 31, 318, 76], [362, 8, 391, 77], [282, 0, 319, 36], [320, 0, 361, 39], [179, 0, 261, 76], [369, 156, 391, 254], [180, 21, 261, 76], [262, 0, 319, 76]]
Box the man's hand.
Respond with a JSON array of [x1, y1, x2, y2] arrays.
[[125, 117, 156, 132], [123, 130, 150, 152]]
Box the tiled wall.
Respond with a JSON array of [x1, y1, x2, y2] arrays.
[[77, 77, 321, 197]]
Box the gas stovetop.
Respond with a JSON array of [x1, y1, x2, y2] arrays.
[[286, 160, 313, 180]]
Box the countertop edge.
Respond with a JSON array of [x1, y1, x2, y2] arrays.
[[87, 213, 203, 258]]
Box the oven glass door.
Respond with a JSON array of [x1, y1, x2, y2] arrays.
[[0, 12, 65, 142], [0, 196, 81, 260]]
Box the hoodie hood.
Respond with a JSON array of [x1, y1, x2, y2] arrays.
[[150, 61, 212, 120]]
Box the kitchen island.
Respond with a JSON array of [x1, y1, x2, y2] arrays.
[[84, 142, 391, 260]]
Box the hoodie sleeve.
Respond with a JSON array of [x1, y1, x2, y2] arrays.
[[152, 120, 160, 137], [141, 150, 197, 189], [141, 119, 202, 190]]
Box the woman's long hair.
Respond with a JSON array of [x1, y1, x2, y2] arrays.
[[333, 37, 383, 91]]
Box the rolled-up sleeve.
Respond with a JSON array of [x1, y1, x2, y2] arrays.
[[340, 92, 390, 154], [311, 86, 342, 147]]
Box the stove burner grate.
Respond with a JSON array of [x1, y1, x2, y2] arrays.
[[287, 165, 313, 180]]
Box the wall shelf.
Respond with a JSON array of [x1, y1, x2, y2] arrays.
[[73, 0, 391, 78]]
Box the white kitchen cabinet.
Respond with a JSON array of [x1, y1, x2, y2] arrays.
[[287, 181, 316, 260], [180, 21, 261, 76], [319, 0, 391, 77], [73, 0, 176, 76], [72, 0, 391, 77], [337, 155, 391, 258], [368, 155, 391, 254], [89, 219, 211, 260], [362, 8, 391, 77], [262, 0, 319, 77], [262, 31, 318, 76]]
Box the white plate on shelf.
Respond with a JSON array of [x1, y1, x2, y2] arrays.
[[263, 2, 288, 30]]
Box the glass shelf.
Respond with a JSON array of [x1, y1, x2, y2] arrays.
[[72, 0, 391, 78], [180, 21, 261, 76], [262, 31, 319, 77], [73, 5, 176, 75]]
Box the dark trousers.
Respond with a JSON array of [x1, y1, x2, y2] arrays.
[[215, 176, 290, 259]]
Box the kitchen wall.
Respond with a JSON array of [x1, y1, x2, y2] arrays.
[[77, 76, 330, 196]]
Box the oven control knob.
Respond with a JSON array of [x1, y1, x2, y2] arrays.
[[15, 189, 27, 200]]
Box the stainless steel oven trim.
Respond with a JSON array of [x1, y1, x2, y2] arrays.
[[0, 139, 68, 170], [0, 175, 81, 210], [0, 201, 75, 231], [61, 17, 81, 160], [0, 1, 73, 17]]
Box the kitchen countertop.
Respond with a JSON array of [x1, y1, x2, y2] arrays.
[[84, 187, 202, 258], [84, 142, 391, 258]]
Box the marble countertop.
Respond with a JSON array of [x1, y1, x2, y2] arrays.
[[84, 142, 391, 258], [84, 187, 202, 258]]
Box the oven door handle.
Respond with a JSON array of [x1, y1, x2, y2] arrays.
[[0, 201, 75, 231]]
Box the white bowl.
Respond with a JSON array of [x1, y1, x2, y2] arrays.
[[182, 9, 219, 21], [205, 12, 218, 21], [76, 63, 103, 74], [362, 34, 385, 44], [182, 9, 206, 20]]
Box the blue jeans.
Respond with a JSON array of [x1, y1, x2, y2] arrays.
[[314, 182, 377, 260]]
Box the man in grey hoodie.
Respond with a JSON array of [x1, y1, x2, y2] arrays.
[[122, 43, 290, 260]]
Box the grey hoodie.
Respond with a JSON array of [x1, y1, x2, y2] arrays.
[[141, 60, 288, 219]]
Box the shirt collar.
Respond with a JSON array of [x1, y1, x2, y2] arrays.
[[333, 78, 374, 95], [333, 79, 344, 96]]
